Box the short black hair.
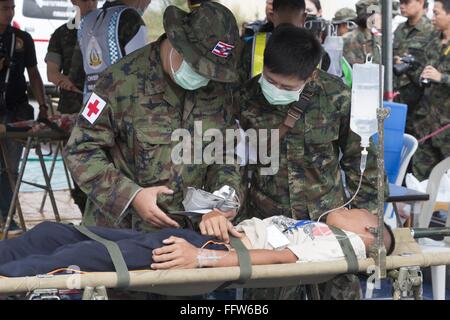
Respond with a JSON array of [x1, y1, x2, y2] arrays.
[[264, 25, 323, 80], [355, 14, 370, 29], [435, 0, 450, 13], [273, 0, 306, 13]]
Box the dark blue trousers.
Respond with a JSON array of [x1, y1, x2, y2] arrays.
[[0, 222, 224, 277]]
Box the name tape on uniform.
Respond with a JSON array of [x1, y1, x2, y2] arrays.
[[82, 93, 107, 125]]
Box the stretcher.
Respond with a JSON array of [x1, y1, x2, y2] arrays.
[[0, 228, 449, 299], [0, 115, 76, 238]]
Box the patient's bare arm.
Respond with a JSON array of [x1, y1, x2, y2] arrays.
[[151, 236, 297, 270]]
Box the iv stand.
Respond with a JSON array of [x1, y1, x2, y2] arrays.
[[367, 43, 390, 279]]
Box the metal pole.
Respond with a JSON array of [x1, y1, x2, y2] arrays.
[[35, 142, 61, 223], [60, 141, 74, 191], [371, 43, 389, 279], [412, 227, 450, 239], [0, 141, 25, 226], [2, 137, 32, 239], [39, 143, 61, 213], [382, 0, 394, 101]]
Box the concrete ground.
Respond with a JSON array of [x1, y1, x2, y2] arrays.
[[1, 190, 81, 237]]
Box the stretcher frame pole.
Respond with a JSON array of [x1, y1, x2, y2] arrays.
[[38, 142, 59, 213], [37, 96, 74, 212], [2, 135, 63, 239], [1, 137, 32, 239], [60, 141, 74, 191], [0, 139, 25, 229], [35, 141, 61, 223], [38, 141, 72, 214]]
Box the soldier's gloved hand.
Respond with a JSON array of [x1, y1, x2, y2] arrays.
[[132, 186, 180, 229], [199, 209, 241, 243]]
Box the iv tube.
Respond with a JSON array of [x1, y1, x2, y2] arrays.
[[316, 147, 368, 224]]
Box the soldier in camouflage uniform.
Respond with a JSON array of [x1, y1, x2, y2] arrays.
[[45, 0, 97, 114], [343, 0, 381, 66], [332, 8, 357, 36], [412, 0, 450, 180], [393, 0, 435, 135], [64, 2, 243, 233], [237, 26, 379, 300]]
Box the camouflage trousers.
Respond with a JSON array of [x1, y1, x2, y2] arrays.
[[243, 274, 362, 300]]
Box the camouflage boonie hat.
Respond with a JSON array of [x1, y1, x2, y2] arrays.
[[163, 1, 240, 83], [332, 8, 357, 24], [355, 0, 380, 18]]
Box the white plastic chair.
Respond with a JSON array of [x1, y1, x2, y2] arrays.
[[395, 134, 419, 185], [416, 157, 450, 300], [384, 134, 419, 229]]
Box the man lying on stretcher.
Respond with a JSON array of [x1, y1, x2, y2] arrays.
[[0, 209, 394, 277]]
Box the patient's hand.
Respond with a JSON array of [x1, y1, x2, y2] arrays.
[[151, 236, 199, 270], [199, 209, 242, 243]]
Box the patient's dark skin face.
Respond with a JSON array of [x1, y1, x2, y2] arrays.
[[326, 208, 392, 251]]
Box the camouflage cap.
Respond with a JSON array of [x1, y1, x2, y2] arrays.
[[332, 8, 357, 24], [355, 0, 380, 18], [163, 1, 240, 83]]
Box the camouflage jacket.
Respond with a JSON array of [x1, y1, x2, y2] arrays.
[[64, 38, 243, 229], [237, 71, 379, 221], [343, 27, 381, 66], [46, 21, 84, 114], [416, 32, 450, 146], [393, 16, 435, 107]]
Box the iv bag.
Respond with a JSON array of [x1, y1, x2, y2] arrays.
[[323, 36, 344, 77], [350, 62, 384, 148]]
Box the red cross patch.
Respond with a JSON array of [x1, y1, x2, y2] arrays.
[[82, 93, 107, 125]]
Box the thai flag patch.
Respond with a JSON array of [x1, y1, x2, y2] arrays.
[[211, 41, 235, 58]]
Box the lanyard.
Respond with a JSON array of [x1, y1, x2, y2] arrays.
[[283, 220, 314, 233], [2, 30, 15, 104]]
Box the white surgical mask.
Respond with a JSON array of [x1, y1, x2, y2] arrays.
[[258, 75, 304, 105], [170, 48, 210, 91]]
